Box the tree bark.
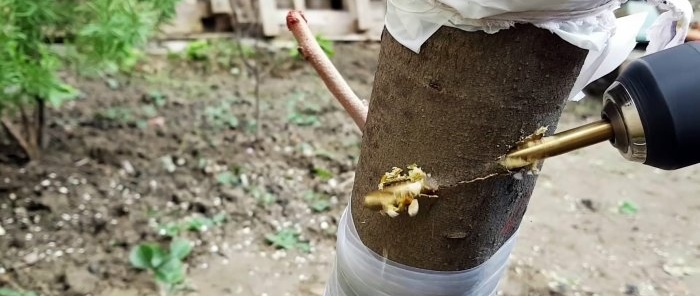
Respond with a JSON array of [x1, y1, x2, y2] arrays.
[[351, 25, 588, 271]]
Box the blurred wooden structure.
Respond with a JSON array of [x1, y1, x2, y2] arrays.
[[160, 0, 386, 40]]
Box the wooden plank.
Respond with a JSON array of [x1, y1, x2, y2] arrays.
[[229, 0, 256, 23], [160, 0, 208, 35], [211, 0, 233, 14], [270, 9, 355, 38], [293, 0, 305, 10], [259, 0, 279, 35], [307, 0, 332, 9], [354, 0, 371, 30]]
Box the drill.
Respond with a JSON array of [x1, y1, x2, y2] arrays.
[[504, 41, 700, 171]]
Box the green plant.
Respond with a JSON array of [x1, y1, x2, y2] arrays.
[[184, 40, 210, 61], [95, 106, 134, 123], [130, 237, 193, 292], [290, 34, 334, 59], [250, 186, 276, 207], [216, 171, 240, 186], [0, 0, 180, 160], [311, 167, 333, 181], [185, 213, 227, 232], [304, 191, 331, 213], [618, 200, 639, 215], [146, 90, 168, 107], [204, 100, 239, 129], [287, 93, 321, 127], [0, 289, 38, 296], [156, 213, 228, 237], [265, 228, 310, 253]]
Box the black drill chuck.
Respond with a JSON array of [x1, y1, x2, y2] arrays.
[[605, 41, 700, 170]]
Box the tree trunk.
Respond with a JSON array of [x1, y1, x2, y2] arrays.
[[351, 25, 588, 271]]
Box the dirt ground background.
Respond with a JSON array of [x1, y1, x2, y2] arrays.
[[1, 34, 699, 296]]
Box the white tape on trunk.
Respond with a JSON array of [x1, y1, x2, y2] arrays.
[[384, 0, 693, 101], [323, 206, 518, 296]]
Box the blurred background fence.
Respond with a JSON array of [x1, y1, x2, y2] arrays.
[[159, 0, 386, 40]]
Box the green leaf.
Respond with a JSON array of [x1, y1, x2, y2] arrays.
[[251, 187, 276, 206], [0, 288, 39, 296], [303, 191, 331, 212], [154, 257, 185, 284], [226, 116, 239, 128], [169, 238, 192, 260], [141, 105, 158, 117], [186, 216, 214, 232], [312, 167, 333, 181], [158, 222, 182, 237], [310, 199, 331, 213], [618, 200, 639, 215], [185, 40, 210, 61], [216, 171, 239, 186], [130, 243, 166, 269], [315, 34, 334, 58], [212, 212, 227, 225], [297, 241, 311, 253], [266, 228, 309, 252], [147, 90, 167, 107], [46, 83, 79, 108], [265, 229, 297, 250]]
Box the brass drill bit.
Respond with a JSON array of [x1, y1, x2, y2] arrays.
[[502, 120, 615, 169]]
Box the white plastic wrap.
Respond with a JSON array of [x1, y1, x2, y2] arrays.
[[385, 0, 693, 100], [324, 206, 518, 296]]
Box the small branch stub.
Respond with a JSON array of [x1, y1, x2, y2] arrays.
[[286, 10, 368, 131]]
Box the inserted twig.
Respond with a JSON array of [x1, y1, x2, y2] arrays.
[[286, 10, 368, 131]]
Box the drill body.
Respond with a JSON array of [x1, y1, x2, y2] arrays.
[[605, 41, 700, 170]]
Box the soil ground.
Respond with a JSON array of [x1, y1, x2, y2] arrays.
[[0, 41, 698, 296]]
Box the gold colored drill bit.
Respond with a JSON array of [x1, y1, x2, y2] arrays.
[[502, 120, 615, 170]]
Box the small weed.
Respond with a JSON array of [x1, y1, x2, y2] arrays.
[[204, 100, 239, 129], [617, 200, 639, 215], [265, 228, 310, 253], [146, 90, 168, 107], [130, 238, 193, 292], [197, 158, 209, 170], [185, 213, 227, 232], [0, 289, 38, 296], [157, 222, 182, 237], [185, 40, 210, 61], [287, 93, 321, 127], [156, 213, 228, 237], [142, 105, 158, 118], [250, 186, 276, 207], [312, 167, 333, 181], [96, 106, 133, 123], [216, 171, 240, 186], [304, 191, 331, 213]]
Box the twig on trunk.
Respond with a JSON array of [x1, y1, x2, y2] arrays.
[[286, 10, 367, 131]]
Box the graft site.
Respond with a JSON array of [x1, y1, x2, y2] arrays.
[[1, 1, 699, 296]]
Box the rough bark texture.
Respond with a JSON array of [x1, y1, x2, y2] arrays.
[[351, 25, 588, 271]]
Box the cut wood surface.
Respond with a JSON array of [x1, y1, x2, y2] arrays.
[[351, 25, 588, 271]]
